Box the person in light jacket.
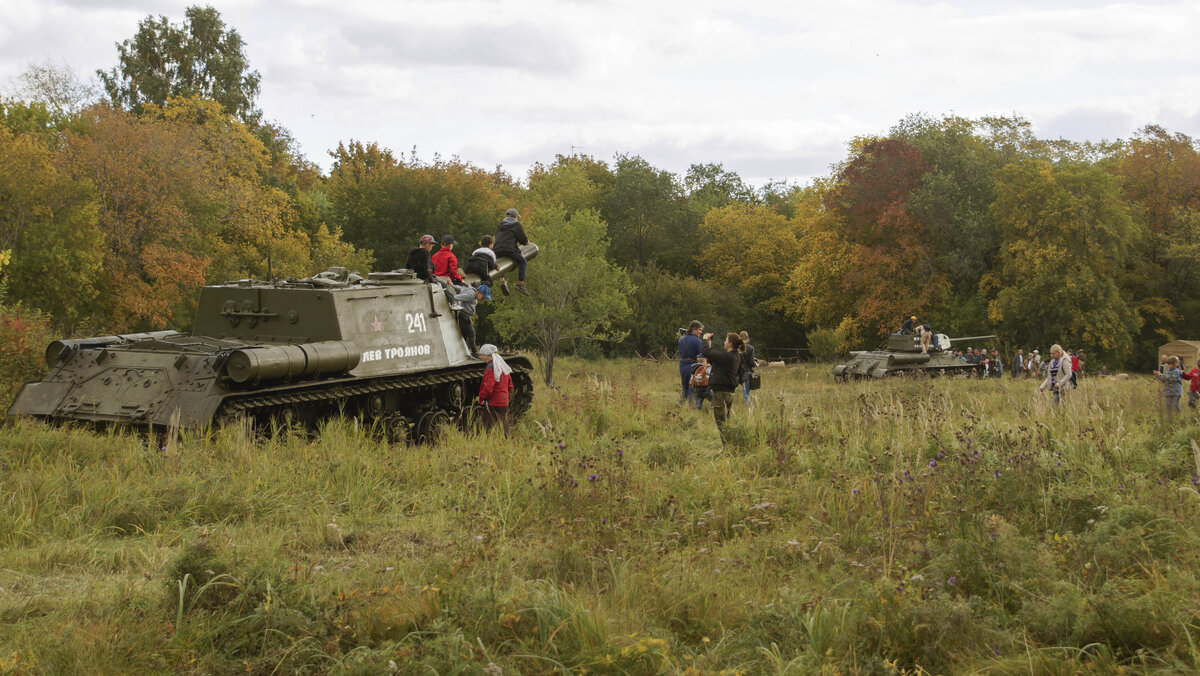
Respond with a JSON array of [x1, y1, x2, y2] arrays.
[[1038, 344, 1073, 405]]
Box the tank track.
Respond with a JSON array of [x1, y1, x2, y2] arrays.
[[213, 358, 535, 432]]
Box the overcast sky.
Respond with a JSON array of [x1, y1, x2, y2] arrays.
[[2, 0, 1198, 187]]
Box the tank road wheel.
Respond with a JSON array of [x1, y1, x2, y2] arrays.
[[415, 409, 453, 444], [380, 412, 412, 444]]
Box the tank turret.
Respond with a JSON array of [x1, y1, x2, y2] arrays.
[[7, 245, 539, 442], [832, 333, 995, 381]]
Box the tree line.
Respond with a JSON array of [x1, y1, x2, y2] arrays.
[[2, 6, 1199, 370]]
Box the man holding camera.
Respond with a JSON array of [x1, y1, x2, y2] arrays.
[[678, 320, 704, 404]]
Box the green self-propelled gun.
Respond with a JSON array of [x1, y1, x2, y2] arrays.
[[7, 245, 538, 441]]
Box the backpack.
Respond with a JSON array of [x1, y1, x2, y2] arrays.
[[690, 363, 710, 389]]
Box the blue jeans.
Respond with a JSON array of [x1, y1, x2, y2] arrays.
[[741, 372, 752, 402], [680, 361, 696, 402]]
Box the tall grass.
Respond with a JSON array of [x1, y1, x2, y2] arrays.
[[2, 359, 1199, 673]]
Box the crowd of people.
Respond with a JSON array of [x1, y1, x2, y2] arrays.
[[677, 321, 761, 444]]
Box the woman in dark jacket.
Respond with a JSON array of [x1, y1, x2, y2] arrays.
[[701, 332, 746, 445]]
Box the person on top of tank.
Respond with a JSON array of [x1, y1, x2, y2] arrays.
[[432, 234, 464, 285], [918, 322, 934, 353], [495, 208, 531, 296], [900, 316, 915, 335], [406, 234, 436, 283], [445, 283, 490, 357]]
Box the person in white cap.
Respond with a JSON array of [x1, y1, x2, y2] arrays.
[[477, 344, 514, 435]]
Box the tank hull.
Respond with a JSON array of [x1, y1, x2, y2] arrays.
[[831, 332, 994, 381]]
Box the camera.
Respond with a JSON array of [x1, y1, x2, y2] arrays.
[[678, 327, 688, 336]]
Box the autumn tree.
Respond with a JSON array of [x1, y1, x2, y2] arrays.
[[98, 6, 262, 123], [0, 127, 103, 328], [982, 159, 1139, 364], [821, 137, 946, 339], [489, 207, 631, 386], [786, 181, 860, 336]]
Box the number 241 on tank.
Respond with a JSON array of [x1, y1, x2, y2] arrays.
[[405, 313, 427, 333]]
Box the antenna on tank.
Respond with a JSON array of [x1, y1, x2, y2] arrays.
[[267, 251, 273, 282]]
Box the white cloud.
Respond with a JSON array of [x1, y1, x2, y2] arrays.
[[1, 0, 1199, 186]]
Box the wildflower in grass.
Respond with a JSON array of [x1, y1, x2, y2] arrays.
[[588, 473, 598, 482], [928, 458, 937, 468], [947, 576, 957, 586], [852, 488, 859, 495], [994, 471, 1001, 478]]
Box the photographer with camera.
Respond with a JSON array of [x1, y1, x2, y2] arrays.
[[678, 321, 704, 404], [702, 331, 746, 445]]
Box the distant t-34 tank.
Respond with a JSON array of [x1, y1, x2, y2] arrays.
[[832, 332, 996, 381], [7, 244, 538, 442]]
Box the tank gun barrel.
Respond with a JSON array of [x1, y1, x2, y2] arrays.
[[947, 335, 996, 344], [463, 243, 538, 287]]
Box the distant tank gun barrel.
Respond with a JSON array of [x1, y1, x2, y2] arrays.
[[225, 341, 361, 385], [46, 330, 184, 366], [946, 335, 997, 344]]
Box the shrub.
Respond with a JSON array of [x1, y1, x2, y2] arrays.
[[0, 303, 55, 406]]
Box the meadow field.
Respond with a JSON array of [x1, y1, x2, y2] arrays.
[[2, 359, 1199, 675]]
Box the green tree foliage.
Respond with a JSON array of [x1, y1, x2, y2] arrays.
[[602, 155, 698, 275], [1112, 126, 1200, 358], [890, 115, 1004, 334], [327, 142, 513, 270], [983, 159, 1139, 363], [527, 154, 612, 216], [489, 207, 631, 386], [98, 6, 262, 123], [621, 263, 749, 357], [685, 162, 756, 220], [0, 127, 103, 328]]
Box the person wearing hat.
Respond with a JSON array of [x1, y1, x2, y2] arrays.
[[432, 234, 464, 284], [900, 316, 916, 335], [444, 282, 491, 357], [494, 208, 531, 296], [405, 234, 437, 282]]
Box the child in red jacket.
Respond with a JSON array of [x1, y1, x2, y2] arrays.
[[1183, 361, 1200, 408], [477, 344, 514, 435]]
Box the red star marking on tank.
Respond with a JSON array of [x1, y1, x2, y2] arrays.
[[370, 315, 383, 332]]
